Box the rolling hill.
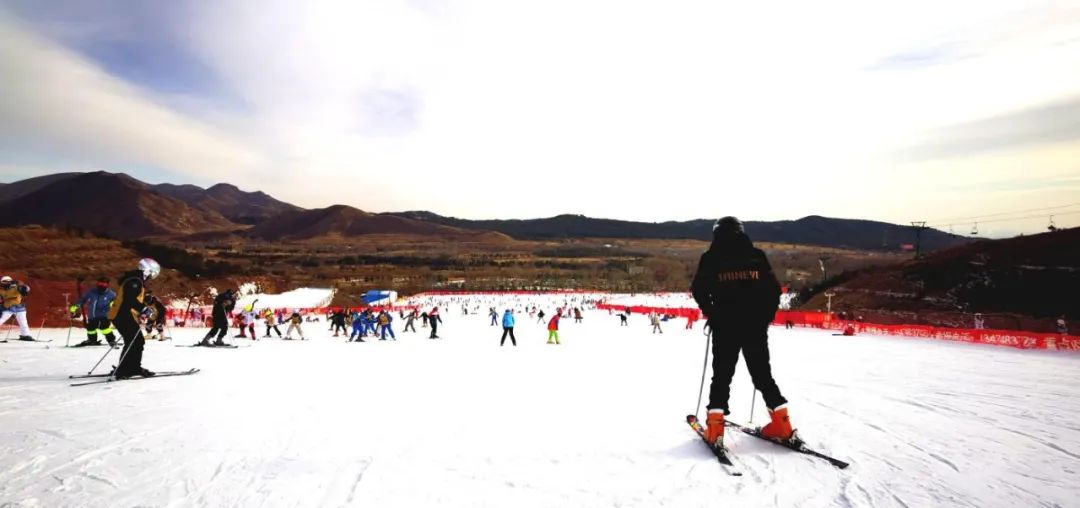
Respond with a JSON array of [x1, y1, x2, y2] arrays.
[[802, 226, 1080, 323], [0, 172, 237, 238], [154, 182, 301, 225], [0, 171, 969, 250], [247, 205, 511, 242], [386, 212, 968, 251]]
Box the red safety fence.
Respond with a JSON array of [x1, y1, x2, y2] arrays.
[[595, 305, 1079, 352], [596, 303, 703, 320], [412, 290, 607, 296]]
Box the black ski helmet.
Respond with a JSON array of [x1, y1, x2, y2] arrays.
[[712, 216, 744, 235]]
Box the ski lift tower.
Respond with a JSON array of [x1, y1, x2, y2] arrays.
[[824, 291, 836, 315], [910, 221, 930, 258]]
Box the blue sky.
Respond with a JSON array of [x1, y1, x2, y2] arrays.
[[1, 0, 1078, 236]]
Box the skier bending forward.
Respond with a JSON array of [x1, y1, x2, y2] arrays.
[[691, 216, 792, 448]]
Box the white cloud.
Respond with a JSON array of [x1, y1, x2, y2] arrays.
[[1, 1, 1079, 233], [0, 14, 266, 183]]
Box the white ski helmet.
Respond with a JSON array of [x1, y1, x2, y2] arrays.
[[0, 276, 12, 286], [138, 258, 161, 280]]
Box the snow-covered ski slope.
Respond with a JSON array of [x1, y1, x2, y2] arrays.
[[1, 310, 1077, 507]]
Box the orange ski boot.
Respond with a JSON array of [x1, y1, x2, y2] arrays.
[[704, 410, 726, 447], [760, 405, 794, 442]]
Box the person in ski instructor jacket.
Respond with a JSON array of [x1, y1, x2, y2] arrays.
[[200, 289, 236, 346], [108, 259, 160, 378], [75, 277, 117, 347], [691, 216, 791, 448]]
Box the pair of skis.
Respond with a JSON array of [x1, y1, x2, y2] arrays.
[[70, 368, 200, 386], [686, 414, 849, 476], [178, 343, 241, 349]]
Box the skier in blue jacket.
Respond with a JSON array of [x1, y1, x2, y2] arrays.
[[349, 310, 365, 342], [362, 310, 378, 337], [500, 309, 517, 346], [74, 277, 117, 347]]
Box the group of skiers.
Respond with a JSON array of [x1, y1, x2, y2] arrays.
[[51, 259, 165, 378], [6, 213, 1071, 459], [490, 307, 567, 346], [328, 308, 397, 342]]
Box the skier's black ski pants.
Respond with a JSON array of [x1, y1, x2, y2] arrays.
[[114, 318, 144, 375], [707, 319, 787, 413], [500, 327, 516, 346], [204, 315, 229, 341]]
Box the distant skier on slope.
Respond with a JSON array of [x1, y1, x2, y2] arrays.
[[239, 302, 258, 339], [0, 275, 33, 341], [691, 216, 791, 448], [378, 310, 395, 340], [142, 290, 168, 340], [285, 310, 305, 340], [428, 307, 442, 339], [200, 288, 236, 346], [403, 310, 418, 333], [546, 309, 561, 344], [649, 312, 663, 334], [331, 309, 347, 337], [263, 308, 282, 338], [500, 309, 517, 346]]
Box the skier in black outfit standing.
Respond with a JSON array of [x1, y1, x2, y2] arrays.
[[200, 289, 236, 346], [108, 258, 160, 379], [331, 309, 347, 337], [691, 217, 792, 448]]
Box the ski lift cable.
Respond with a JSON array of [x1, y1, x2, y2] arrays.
[[931, 209, 1080, 229], [924, 202, 1080, 225]]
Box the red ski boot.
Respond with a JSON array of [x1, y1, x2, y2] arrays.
[[760, 405, 794, 441], [704, 410, 725, 447]]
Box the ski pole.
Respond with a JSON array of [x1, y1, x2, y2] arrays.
[[65, 318, 73, 347], [107, 328, 144, 380], [86, 341, 115, 376], [694, 323, 712, 419], [748, 388, 757, 425], [63, 293, 72, 347], [36, 317, 46, 342]]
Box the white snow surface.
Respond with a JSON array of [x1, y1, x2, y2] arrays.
[[1, 302, 1079, 507], [233, 287, 335, 311]]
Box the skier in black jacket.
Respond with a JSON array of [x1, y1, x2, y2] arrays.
[[691, 217, 791, 448], [108, 258, 160, 379], [142, 290, 168, 340], [200, 289, 236, 346]]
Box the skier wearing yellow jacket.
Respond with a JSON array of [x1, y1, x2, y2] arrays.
[[108, 259, 161, 379], [0, 275, 33, 340]]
